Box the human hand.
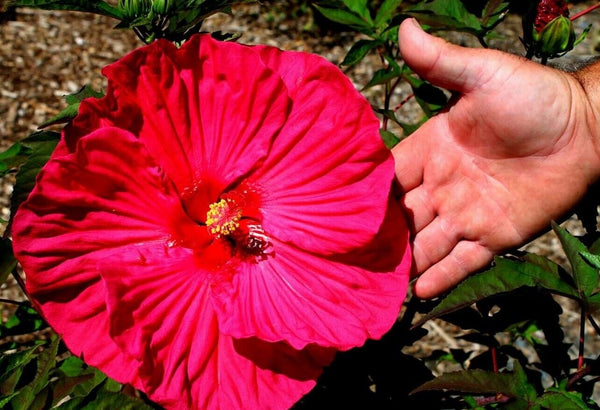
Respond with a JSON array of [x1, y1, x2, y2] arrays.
[[394, 18, 600, 298]]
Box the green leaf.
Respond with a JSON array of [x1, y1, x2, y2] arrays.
[[402, 71, 447, 116], [415, 256, 580, 326], [374, 0, 403, 29], [342, 0, 372, 24], [78, 390, 154, 409], [9, 337, 59, 409], [587, 292, 600, 315], [523, 253, 562, 278], [362, 66, 401, 89], [9, 131, 60, 228], [412, 361, 537, 403], [481, 0, 509, 27], [51, 373, 96, 408], [0, 238, 16, 285], [581, 251, 600, 270], [313, 4, 373, 33], [10, 0, 122, 19], [406, 0, 482, 33], [573, 24, 592, 48], [0, 304, 47, 338], [0, 347, 38, 395], [379, 129, 401, 149], [41, 85, 104, 128], [0, 143, 29, 177], [589, 236, 600, 254], [535, 388, 591, 409], [552, 221, 600, 297], [341, 39, 382, 66], [57, 378, 153, 410]]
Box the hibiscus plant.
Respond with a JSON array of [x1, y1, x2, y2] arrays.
[[1, 0, 600, 409]]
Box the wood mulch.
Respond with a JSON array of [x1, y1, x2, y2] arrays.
[[1, 0, 600, 400]]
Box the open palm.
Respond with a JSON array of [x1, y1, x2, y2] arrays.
[[394, 19, 600, 298]]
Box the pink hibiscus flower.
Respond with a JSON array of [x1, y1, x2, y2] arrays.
[[12, 34, 411, 409]]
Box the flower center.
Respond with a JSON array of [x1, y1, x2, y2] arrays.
[[203, 187, 272, 260], [205, 198, 243, 237]]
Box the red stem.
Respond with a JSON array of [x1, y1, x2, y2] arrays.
[[394, 93, 415, 111], [491, 346, 499, 373], [578, 307, 585, 371], [570, 3, 600, 21]]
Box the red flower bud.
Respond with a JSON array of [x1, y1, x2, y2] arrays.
[[534, 0, 569, 32]]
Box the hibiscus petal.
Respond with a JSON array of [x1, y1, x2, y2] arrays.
[[12, 127, 189, 382], [98, 36, 291, 217], [99, 243, 332, 409], [212, 200, 412, 350], [252, 46, 394, 255]]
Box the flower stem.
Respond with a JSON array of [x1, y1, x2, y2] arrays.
[[11, 267, 26, 295], [578, 306, 586, 371], [0, 297, 27, 306], [570, 3, 600, 22], [588, 314, 600, 336]]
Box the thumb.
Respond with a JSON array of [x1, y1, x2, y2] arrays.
[[398, 18, 499, 93]]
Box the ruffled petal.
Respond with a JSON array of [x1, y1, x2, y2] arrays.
[[99, 243, 333, 409], [212, 200, 412, 350], [251, 46, 394, 255], [12, 127, 188, 381], [96, 36, 291, 219]]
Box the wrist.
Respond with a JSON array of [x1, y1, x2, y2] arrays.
[[569, 62, 600, 185]]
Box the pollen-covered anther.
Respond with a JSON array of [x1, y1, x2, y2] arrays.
[[205, 198, 243, 237]]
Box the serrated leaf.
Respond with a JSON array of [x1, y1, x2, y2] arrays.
[[69, 367, 107, 399], [535, 388, 591, 409], [341, 39, 382, 66], [313, 4, 373, 33], [581, 251, 600, 270], [80, 390, 154, 410], [8, 131, 60, 230], [374, 0, 403, 29], [0, 347, 38, 395], [406, 0, 482, 32], [342, 0, 372, 24], [552, 221, 600, 297], [0, 238, 16, 285], [412, 361, 536, 402], [41, 85, 104, 128], [414, 257, 579, 326], [51, 373, 95, 407], [523, 253, 562, 278], [10, 0, 122, 19], [9, 337, 60, 409]]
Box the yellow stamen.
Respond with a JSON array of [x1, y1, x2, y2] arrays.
[[205, 198, 242, 237]]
